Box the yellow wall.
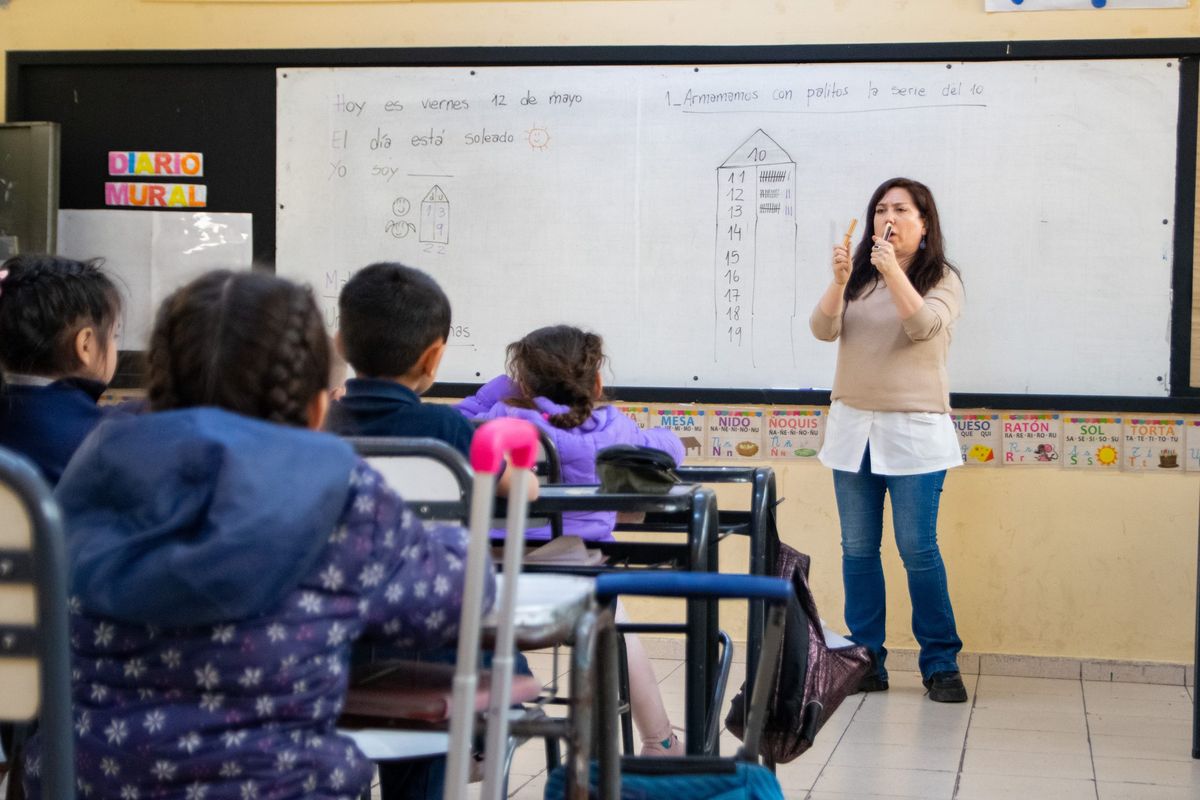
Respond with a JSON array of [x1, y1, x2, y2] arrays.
[[3, 0, 1200, 664]]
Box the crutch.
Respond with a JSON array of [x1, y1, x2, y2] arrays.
[[445, 418, 539, 800]]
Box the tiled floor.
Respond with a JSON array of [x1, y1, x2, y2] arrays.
[[386, 651, 1200, 800]]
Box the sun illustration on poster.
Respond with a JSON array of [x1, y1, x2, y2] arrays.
[[527, 126, 551, 150], [1096, 445, 1118, 466]]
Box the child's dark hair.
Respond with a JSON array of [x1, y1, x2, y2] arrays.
[[147, 270, 329, 428], [506, 325, 607, 430], [0, 254, 122, 381], [337, 262, 451, 378]]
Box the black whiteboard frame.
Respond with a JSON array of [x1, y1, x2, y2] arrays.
[[8, 38, 1200, 411]]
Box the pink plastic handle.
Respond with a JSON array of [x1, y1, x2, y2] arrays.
[[470, 418, 539, 474]]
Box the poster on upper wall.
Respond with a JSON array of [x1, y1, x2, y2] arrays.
[[986, 0, 1187, 10], [57, 209, 253, 349]]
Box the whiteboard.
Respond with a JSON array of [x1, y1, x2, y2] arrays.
[[277, 60, 1180, 397], [58, 209, 254, 349]]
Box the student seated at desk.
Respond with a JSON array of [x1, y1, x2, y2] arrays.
[[0, 255, 128, 485], [327, 261, 532, 797], [22, 271, 487, 800], [464, 325, 686, 756], [326, 261, 529, 498]]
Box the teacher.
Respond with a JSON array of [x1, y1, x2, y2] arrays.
[[810, 177, 967, 703]]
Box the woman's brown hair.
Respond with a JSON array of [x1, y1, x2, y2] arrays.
[[505, 325, 606, 430], [146, 270, 329, 428]]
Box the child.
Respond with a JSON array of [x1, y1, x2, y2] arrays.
[[466, 324, 687, 756], [328, 261, 527, 499], [329, 261, 530, 797], [0, 254, 125, 484], [23, 271, 488, 800]]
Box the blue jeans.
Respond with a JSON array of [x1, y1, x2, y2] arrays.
[[832, 447, 962, 681]]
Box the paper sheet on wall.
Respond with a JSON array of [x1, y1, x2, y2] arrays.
[[57, 210, 253, 349], [1122, 418, 1184, 472], [953, 412, 1001, 467], [652, 407, 705, 462], [1001, 413, 1062, 465], [706, 408, 764, 460], [766, 408, 824, 460], [986, 0, 1186, 10], [614, 404, 652, 430], [1185, 420, 1200, 471], [1061, 416, 1122, 470]]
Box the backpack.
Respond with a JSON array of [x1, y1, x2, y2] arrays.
[[725, 544, 871, 763]]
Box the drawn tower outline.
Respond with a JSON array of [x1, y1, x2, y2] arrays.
[[714, 130, 797, 368]]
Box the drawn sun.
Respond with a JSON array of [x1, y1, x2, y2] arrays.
[[527, 126, 551, 150], [1097, 445, 1118, 466]]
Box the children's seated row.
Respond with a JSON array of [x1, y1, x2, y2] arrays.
[[0, 256, 688, 799]]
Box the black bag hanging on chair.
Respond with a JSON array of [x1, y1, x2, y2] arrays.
[[725, 544, 872, 764], [595, 444, 681, 494]]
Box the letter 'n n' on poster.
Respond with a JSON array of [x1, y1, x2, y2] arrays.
[[766, 407, 823, 459]]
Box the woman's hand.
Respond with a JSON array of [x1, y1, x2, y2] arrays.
[[832, 244, 851, 286], [870, 235, 901, 279]]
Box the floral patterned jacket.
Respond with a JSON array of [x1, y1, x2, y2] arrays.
[[24, 408, 489, 799]]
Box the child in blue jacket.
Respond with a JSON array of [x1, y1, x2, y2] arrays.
[[23, 271, 490, 800], [0, 255, 126, 484]]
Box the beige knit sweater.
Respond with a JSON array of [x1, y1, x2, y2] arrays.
[[810, 269, 964, 413]]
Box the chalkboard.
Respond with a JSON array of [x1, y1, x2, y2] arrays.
[[278, 59, 1182, 397], [7, 43, 1199, 406]]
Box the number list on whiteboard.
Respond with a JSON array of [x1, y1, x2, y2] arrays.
[[277, 60, 1179, 396]]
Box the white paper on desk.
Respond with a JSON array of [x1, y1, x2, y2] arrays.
[[57, 209, 253, 349], [819, 619, 856, 649]]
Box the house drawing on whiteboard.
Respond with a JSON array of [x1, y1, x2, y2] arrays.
[[420, 185, 450, 244], [714, 130, 797, 368]]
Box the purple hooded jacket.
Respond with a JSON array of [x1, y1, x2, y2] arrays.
[[462, 376, 684, 542]]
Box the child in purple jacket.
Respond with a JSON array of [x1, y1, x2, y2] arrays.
[[464, 325, 685, 756], [24, 271, 490, 800]]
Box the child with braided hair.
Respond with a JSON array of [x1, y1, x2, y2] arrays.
[[465, 324, 687, 756], [0, 254, 126, 484], [22, 270, 488, 800]]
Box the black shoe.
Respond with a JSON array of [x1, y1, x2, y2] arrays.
[[923, 671, 968, 703], [856, 673, 889, 693]]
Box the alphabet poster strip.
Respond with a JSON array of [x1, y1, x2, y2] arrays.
[[953, 412, 1000, 467], [766, 408, 824, 460], [1062, 416, 1122, 470], [1123, 418, 1184, 472], [1002, 413, 1062, 465], [614, 404, 651, 430], [706, 408, 765, 459], [652, 406, 706, 461]]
